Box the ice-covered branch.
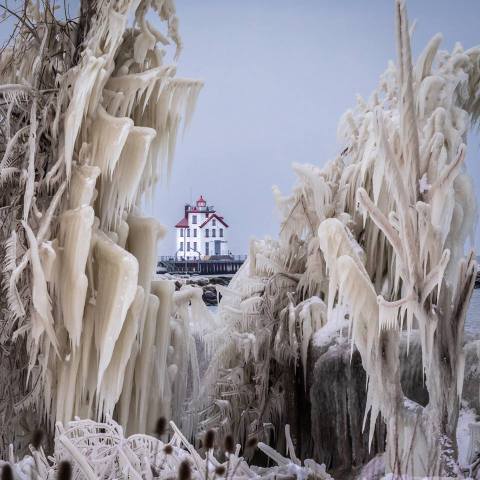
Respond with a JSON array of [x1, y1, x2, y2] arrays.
[[357, 187, 407, 279]]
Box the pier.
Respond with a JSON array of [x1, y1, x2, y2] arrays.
[[158, 255, 246, 275]]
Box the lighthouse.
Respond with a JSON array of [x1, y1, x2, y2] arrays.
[[175, 196, 230, 259]]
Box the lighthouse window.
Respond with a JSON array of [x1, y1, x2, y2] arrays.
[[180, 242, 183, 251], [187, 229, 190, 237], [212, 229, 216, 237], [220, 228, 224, 237], [193, 242, 197, 251], [194, 229, 197, 237], [205, 229, 209, 237], [212, 219, 216, 226], [192, 215, 197, 224], [187, 242, 190, 251], [180, 228, 184, 236]]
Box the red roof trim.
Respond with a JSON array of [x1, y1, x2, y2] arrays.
[[199, 213, 229, 228], [175, 216, 189, 228]]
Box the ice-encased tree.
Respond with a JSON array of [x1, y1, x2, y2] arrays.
[[320, 3, 479, 475], [0, 0, 204, 454], [200, 2, 480, 476]]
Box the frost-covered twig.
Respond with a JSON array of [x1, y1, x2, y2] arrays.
[[2, 418, 332, 479]]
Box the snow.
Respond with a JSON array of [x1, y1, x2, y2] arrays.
[[312, 306, 349, 348]]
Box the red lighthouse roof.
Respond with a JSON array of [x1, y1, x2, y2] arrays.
[[196, 195, 206, 207], [174, 216, 189, 228]]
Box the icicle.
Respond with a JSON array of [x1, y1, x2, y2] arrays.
[[64, 56, 105, 178], [300, 305, 313, 388], [183, 82, 203, 133], [151, 280, 174, 399], [93, 230, 139, 389], [58, 206, 95, 348], [79, 302, 96, 409], [91, 106, 133, 178], [126, 215, 166, 344], [134, 15, 156, 64], [100, 127, 156, 228], [101, 288, 143, 417], [134, 294, 159, 433], [118, 342, 139, 433], [457, 350, 465, 399], [56, 351, 82, 424]]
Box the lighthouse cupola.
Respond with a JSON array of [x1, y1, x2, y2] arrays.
[[196, 195, 207, 209]]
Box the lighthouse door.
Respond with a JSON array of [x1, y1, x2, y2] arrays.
[[214, 240, 221, 255]]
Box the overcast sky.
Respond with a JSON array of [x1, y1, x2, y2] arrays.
[[149, 0, 480, 256], [2, 1, 479, 255]]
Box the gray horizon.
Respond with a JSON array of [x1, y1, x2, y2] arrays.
[[150, 0, 480, 257], [1, 1, 478, 256]]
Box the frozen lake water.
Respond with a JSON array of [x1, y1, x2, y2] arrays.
[[466, 288, 480, 337]]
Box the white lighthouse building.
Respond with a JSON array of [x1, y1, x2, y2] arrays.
[[175, 196, 230, 259]]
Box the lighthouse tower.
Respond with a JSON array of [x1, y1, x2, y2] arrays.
[[175, 195, 229, 259]]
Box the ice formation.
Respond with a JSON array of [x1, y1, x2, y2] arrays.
[[0, 0, 204, 455], [199, 2, 480, 477], [2, 417, 332, 479], [1, 0, 480, 477]]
